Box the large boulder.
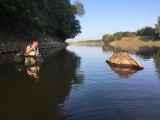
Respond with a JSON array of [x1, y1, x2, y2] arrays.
[[106, 52, 144, 70]]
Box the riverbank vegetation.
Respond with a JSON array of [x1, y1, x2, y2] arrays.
[[102, 16, 160, 46], [0, 0, 85, 42]]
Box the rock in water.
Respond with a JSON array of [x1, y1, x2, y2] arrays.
[[106, 52, 144, 70], [13, 53, 24, 63]]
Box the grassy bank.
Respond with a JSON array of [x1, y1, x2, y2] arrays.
[[109, 37, 160, 51]]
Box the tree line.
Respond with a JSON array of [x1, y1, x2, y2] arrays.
[[102, 16, 160, 44], [0, 0, 85, 41]]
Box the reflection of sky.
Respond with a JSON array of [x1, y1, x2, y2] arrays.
[[67, 45, 114, 79], [63, 45, 160, 120], [67, 45, 159, 80]]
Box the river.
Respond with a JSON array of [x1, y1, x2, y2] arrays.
[[0, 45, 160, 120]]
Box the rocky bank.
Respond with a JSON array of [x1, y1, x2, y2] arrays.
[[0, 40, 67, 54]]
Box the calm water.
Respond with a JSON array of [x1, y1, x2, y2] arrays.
[[1, 45, 160, 120]]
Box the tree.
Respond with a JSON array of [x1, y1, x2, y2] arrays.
[[123, 31, 130, 37], [136, 27, 154, 37], [155, 16, 160, 38], [0, 0, 85, 41], [102, 34, 108, 42], [73, 0, 85, 17], [102, 34, 114, 44], [142, 26, 154, 36], [0, 0, 40, 26], [136, 28, 145, 36], [122, 31, 135, 37], [113, 32, 123, 40]]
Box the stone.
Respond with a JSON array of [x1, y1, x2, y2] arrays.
[[106, 52, 144, 70]]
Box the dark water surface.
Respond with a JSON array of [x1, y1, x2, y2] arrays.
[[1, 45, 160, 120]]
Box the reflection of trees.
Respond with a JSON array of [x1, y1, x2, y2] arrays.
[[102, 45, 137, 54], [42, 49, 83, 84], [153, 51, 160, 74], [103, 45, 160, 78], [0, 53, 15, 64], [102, 45, 125, 53], [0, 49, 83, 120], [136, 46, 160, 59], [102, 45, 160, 59], [152, 51, 160, 80]]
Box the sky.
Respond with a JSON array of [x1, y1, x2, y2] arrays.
[[67, 0, 160, 41]]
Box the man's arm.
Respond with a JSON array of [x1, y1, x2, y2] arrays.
[[26, 43, 36, 53], [26, 46, 31, 53]]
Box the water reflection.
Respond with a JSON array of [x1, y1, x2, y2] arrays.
[[27, 65, 40, 80], [103, 45, 160, 78], [0, 49, 84, 120], [102, 45, 160, 59], [0, 53, 15, 64], [136, 46, 160, 59], [102, 45, 122, 53], [14, 64, 41, 82], [153, 51, 160, 74], [108, 64, 140, 78]]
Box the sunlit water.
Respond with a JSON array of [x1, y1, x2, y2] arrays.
[[1, 45, 160, 120]]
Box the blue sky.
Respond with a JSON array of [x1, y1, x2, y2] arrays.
[[67, 0, 160, 41]]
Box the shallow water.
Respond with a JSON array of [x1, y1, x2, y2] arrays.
[[1, 45, 160, 120]]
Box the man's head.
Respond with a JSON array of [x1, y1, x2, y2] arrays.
[[32, 41, 39, 47]]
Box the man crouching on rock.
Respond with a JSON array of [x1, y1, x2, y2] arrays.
[[25, 41, 40, 66]]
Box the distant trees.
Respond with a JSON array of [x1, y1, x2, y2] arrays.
[[102, 31, 135, 44], [0, 0, 85, 41], [102, 34, 114, 43], [102, 16, 160, 44], [113, 32, 123, 40], [155, 16, 160, 38], [123, 31, 135, 37], [136, 26, 154, 37]]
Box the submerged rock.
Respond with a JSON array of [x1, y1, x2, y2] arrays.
[[106, 52, 144, 70]]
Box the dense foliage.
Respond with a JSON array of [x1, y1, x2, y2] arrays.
[[136, 26, 155, 37], [102, 16, 160, 44], [102, 34, 114, 44], [102, 31, 135, 43], [0, 0, 85, 41], [155, 16, 160, 38]]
